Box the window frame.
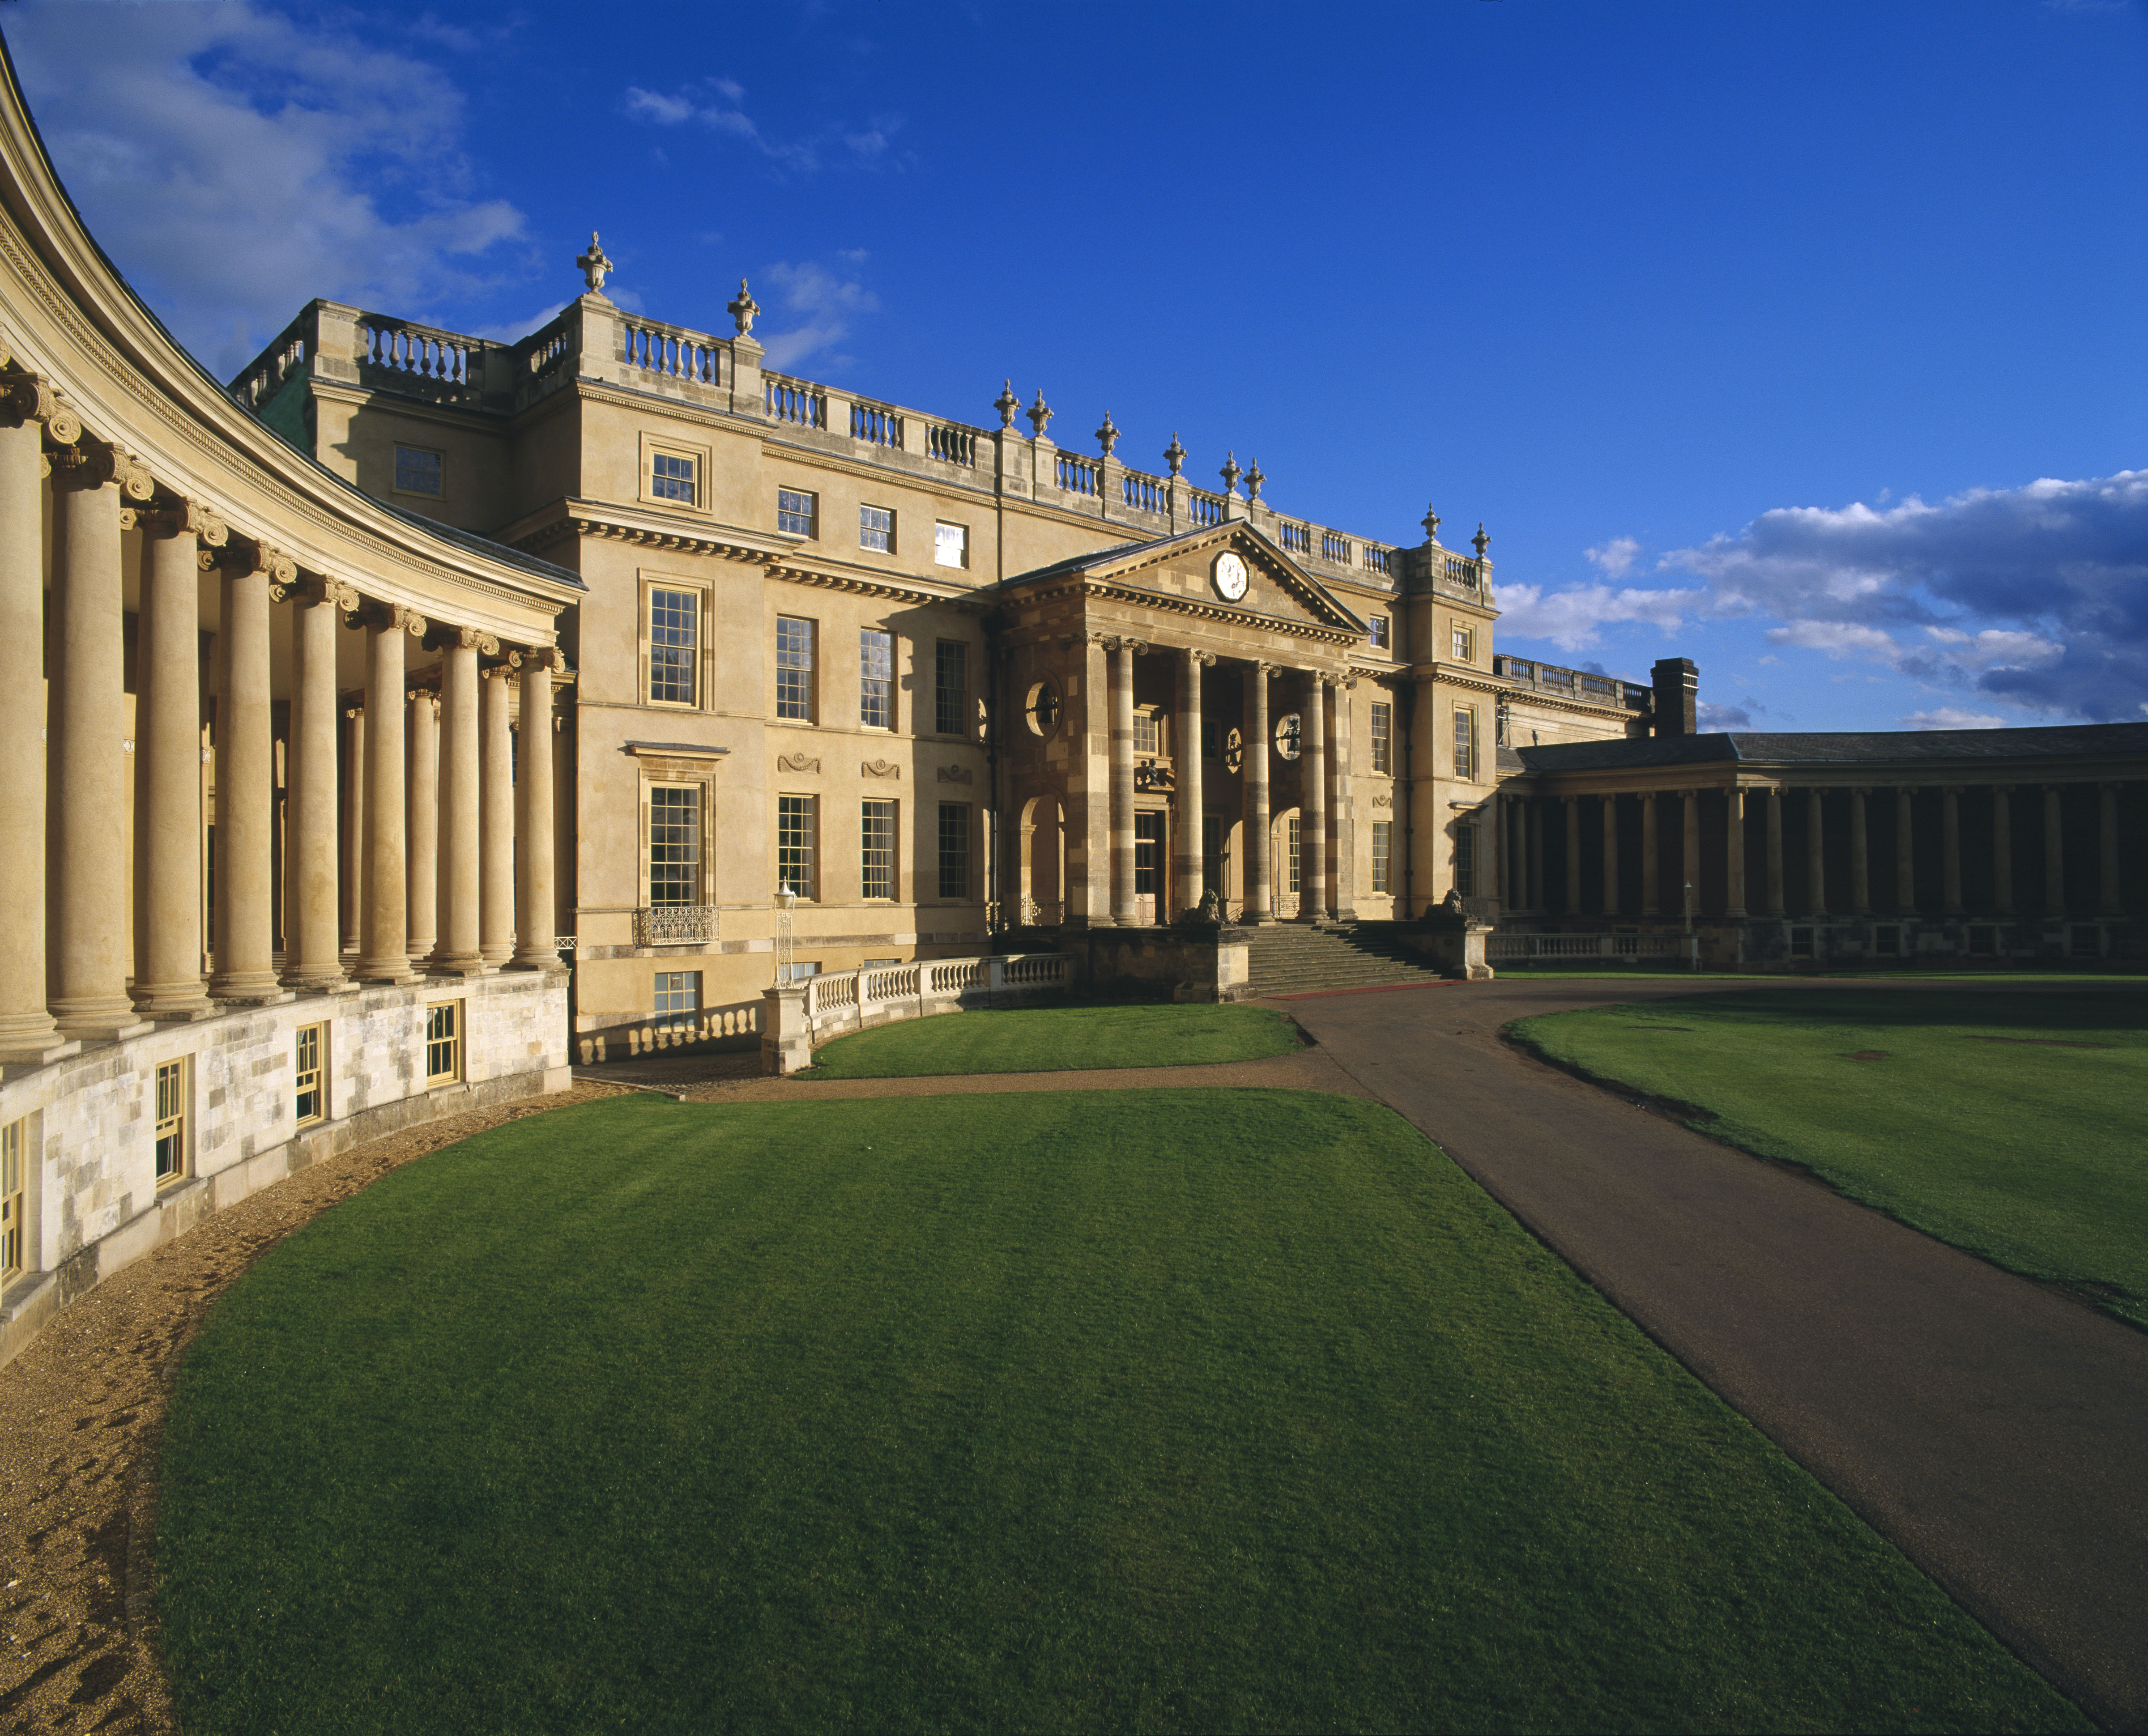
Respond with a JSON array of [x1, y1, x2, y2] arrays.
[[639, 432, 710, 512], [1, 1116, 25, 1282], [1368, 613, 1390, 650], [777, 793, 818, 901], [645, 781, 705, 910], [294, 1022, 327, 1129], [934, 639, 968, 737], [153, 1056, 191, 1187], [643, 577, 707, 711], [859, 627, 895, 730], [938, 801, 971, 900], [859, 502, 896, 555], [392, 444, 444, 499], [861, 798, 898, 901], [934, 520, 970, 570], [777, 486, 819, 539], [1453, 706, 1477, 782], [425, 1001, 463, 1086], [1454, 822, 1477, 898], [775, 615, 818, 723], [1451, 624, 1475, 663], [1370, 701, 1392, 775], [1286, 812, 1302, 895], [654, 970, 702, 1013], [1372, 819, 1394, 894]]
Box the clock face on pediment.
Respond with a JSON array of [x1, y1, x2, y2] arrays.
[[1211, 551, 1249, 602]]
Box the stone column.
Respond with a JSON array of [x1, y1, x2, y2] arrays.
[[1174, 647, 1206, 913], [208, 544, 290, 1000], [1895, 787, 1917, 914], [1726, 785, 1747, 918], [1562, 796, 1580, 913], [48, 443, 145, 1038], [514, 651, 562, 968], [480, 661, 517, 965], [1108, 638, 1138, 926], [283, 579, 349, 989], [1942, 786, 1963, 915], [2044, 785, 2066, 919], [1300, 670, 1327, 920], [1992, 786, 2013, 915], [342, 708, 366, 953], [406, 689, 439, 961], [1600, 793, 1619, 916], [1526, 798, 1543, 911], [2099, 784, 2121, 916], [1765, 787, 1786, 916], [1848, 787, 1870, 917], [0, 391, 66, 1055], [1507, 797, 1525, 908], [1806, 789, 1828, 917], [435, 627, 488, 972], [1243, 660, 1271, 923], [1682, 790, 1700, 919], [133, 508, 215, 1014], [1641, 791, 1660, 917], [356, 605, 419, 982]]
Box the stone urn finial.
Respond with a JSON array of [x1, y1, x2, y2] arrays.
[[1164, 431, 1186, 477], [1422, 503, 1442, 543], [1245, 457, 1265, 502], [727, 278, 761, 337], [1473, 522, 1491, 558], [1095, 411, 1119, 457], [576, 231, 614, 295], [994, 380, 1019, 428], [1219, 451, 1242, 497], [1027, 390, 1053, 438]]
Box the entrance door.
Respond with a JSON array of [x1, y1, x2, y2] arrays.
[[1134, 811, 1164, 925]]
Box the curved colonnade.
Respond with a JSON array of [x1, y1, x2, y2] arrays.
[[0, 56, 580, 1365]]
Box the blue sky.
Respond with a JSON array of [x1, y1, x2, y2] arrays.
[[9, 0, 2145, 731]]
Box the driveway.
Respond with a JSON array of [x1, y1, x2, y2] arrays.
[[1279, 974, 2148, 1733]]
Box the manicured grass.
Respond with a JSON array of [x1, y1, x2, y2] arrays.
[[804, 1000, 1301, 1076], [157, 1090, 2079, 1734], [1513, 989, 2148, 1325]]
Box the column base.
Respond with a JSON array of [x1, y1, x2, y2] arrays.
[[0, 1037, 82, 1071], [134, 981, 215, 1019], [429, 955, 492, 979], [353, 956, 418, 985], [213, 989, 296, 1009], [207, 970, 286, 1001], [280, 969, 352, 993], [50, 996, 150, 1042], [479, 944, 517, 968], [0, 1010, 63, 1053]]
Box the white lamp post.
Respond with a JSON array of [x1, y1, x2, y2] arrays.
[[774, 881, 796, 986]]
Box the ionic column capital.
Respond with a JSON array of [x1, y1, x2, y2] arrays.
[[1181, 646, 1216, 667], [138, 499, 229, 547], [406, 687, 440, 717], [357, 598, 428, 637], [0, 370, 77, 443], [524, 645, 567, 674], [296, 575, 361, 612], [51, 433, 150, 500], [429, 621, 500, 656]]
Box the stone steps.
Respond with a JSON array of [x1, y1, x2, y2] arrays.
[[1240, 923, 1449, 996]]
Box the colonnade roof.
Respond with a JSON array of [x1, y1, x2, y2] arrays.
[[1514, 721, 2148, 777]]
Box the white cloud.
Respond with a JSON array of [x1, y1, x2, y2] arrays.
[[9, 0, 528, 375], [1584, 536, 1641, 578], [1659, 470, 2148, 722], [1696, 699, 1756, 730], [622, 80, 901, 175], [1489, 580, 1703, 652], [1900, 707, 2009, 730], [755, 260, 879, 371]]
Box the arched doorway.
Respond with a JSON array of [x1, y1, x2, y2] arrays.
[[1018, 792, 1065, 926]]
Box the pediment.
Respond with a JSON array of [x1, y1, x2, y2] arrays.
[[1000, 522, 1368, 640]]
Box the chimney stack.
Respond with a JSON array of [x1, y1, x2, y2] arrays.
[[1651, 657, 1698, 736]]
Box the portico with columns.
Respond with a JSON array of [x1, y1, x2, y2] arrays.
[[987, 522, 1377, 933], [1488, 727, 2148, 965]]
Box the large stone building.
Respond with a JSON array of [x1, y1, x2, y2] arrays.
[[2, 30, 2143, 1364]]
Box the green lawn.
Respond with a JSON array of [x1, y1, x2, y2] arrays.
[[1513, 989, 2148, 1326], [157, 1090, 2078, 1734], [805, 1001, 1300, 1076]]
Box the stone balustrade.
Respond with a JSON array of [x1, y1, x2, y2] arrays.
[[759, 951, 1079, 1074]]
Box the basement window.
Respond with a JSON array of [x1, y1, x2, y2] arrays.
[[1789, 926, 1815, 958]]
